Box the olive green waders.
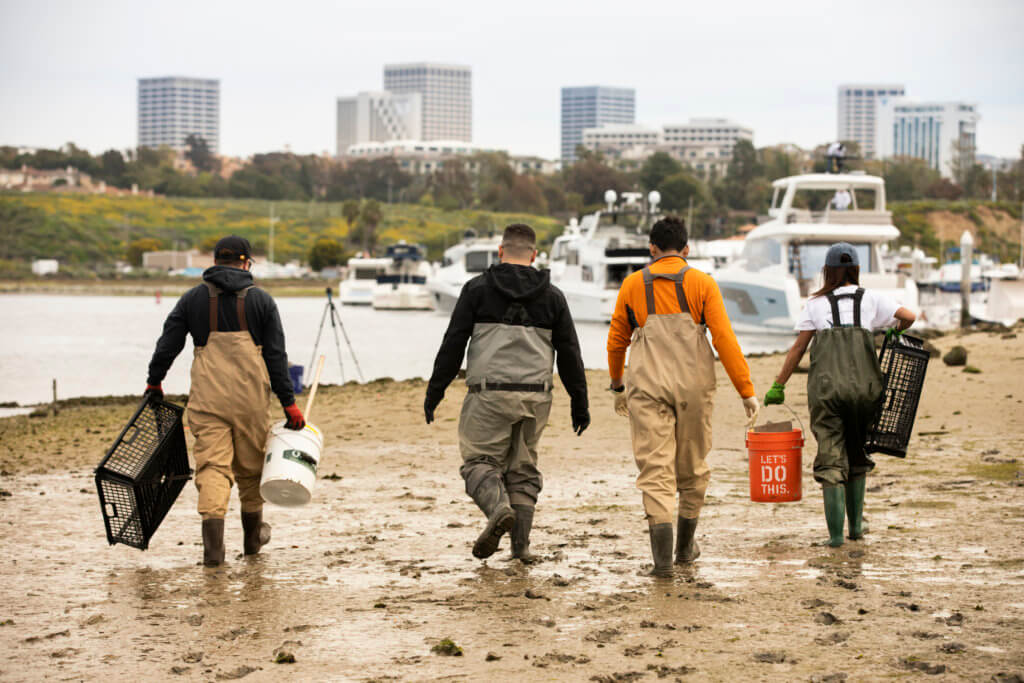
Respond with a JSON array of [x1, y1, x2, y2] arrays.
[[187, 284, 272, 563], [807, 289, 884, 546], [626, 266, 716, 574]]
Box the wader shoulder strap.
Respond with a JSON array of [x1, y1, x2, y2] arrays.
[[203, 281, 220, 332], [236, 286, 253, 332], [852, 287, 864, 328], [825, 288, 865, 328], [641, 265, 693, 317]]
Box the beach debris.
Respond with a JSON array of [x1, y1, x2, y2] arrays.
[[431, 638, 463, 656], [941, 612, 965, 626], [532, 652, 591, 668], [963, 365, 982, 374], [815, 612, 841, 625], [183, 652, 203, 663], [897, 657, 946, 675], [938, 642, 966, 653], [584, 627, 622, 644], [753, 650, 792, 663], [485, 652, 502, 662], [943, 346, 967, 366], [273, 650, 296, 664], [590, 673, 645, 682], [647, 664, 696, 678], [216, 665, 258, 680], [524, 588, 546, 599], [169, 666, 190, 675]]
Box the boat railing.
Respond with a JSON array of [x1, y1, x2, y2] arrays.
[[785, 209, 893, 225]]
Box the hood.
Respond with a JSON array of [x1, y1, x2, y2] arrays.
[[203, 265, 255, 293], [485, 263, 550, 302]]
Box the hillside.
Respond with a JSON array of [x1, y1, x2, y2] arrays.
[[889, 200, 1021, 262], [0, 192, 561, 273]]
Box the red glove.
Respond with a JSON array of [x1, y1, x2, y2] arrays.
[[144, 384, 163, 402], [283, 403, 305, 430]]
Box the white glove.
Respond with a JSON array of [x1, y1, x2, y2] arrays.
[[743, 396, 760, 428], [614, 390, 629, 417]]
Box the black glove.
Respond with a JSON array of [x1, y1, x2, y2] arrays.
[[571, 407, 590, 436], [144, 383, 163, 403], [424, 393, 441, 425]]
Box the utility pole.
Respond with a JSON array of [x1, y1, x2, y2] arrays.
[[268, 203, 280, 265], [960, 230, 973, 328]]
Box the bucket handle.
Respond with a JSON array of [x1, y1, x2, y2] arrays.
[[751, 402, 806, 435]]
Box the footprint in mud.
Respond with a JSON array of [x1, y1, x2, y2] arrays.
[[531, 652, 591, 668]]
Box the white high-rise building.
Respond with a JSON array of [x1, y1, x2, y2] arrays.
[[383, 63, 472, 142], [137, 76, 220, 153], [875, 99, 980, 179], [336, 91, 423, 156], [837, 83, 905, 160]]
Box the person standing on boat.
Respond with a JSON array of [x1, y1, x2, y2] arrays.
[[607, 217, 759, 577], [826, 141, 846, 173], [764, 243, 916, 547], [425, 223, 589, 563], [145, 236, 305, 567]]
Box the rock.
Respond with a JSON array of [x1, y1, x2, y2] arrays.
[[943, 346, 968, 366], [815, 612, 841, 625], [942, 612, 965, 626], [647, 664, 696, 678], [898, 658, 946, 675], [273, 650, 295, 664], [485, 652, 502, 662], [991, 674, 1024, 683], [169, 666, 190, 675], [963, 365, 982, 374], [753, 651, 791, 664], [938, 642, 965, 654], [524, 588, 546, 600], [183, 652, 204, 663], [431, 638, 463, 656], [215, 666, 258, 680]]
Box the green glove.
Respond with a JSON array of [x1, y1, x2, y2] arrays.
[[885, 327, 903, 342], [764, 381, 785, 405]]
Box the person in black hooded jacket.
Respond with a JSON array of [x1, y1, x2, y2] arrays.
[[425, 223, 589, 563], [144, 235, 304, 567]]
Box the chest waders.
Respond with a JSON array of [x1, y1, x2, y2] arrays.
[[807, 288, 884, 546], [188, 283, 272, 565], [458, 302, 553, 562], [626, 265, 717, 575]]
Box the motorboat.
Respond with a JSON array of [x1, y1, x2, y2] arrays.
[[338, 255, 389, 305], [372, 241, 434, 310], [428, 230, 502, 313], [711, 173, 919, 334], [548, 190, 668, 323]]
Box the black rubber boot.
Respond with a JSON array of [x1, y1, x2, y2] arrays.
[[822, 485, 846, 547], [675, 516, 701, 564], [649, 523, 674, 578], [511, 504, 538, 564], [202, 518, 225, 567], [241, 510, 271, 555], [469, 475, 515, 560], [845, 476, 867, 540]]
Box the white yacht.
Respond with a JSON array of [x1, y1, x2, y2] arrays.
[[712, 173, 919, 334], [372, 242, 434, 310], [428, 230, 502, 313], [548, 190, 667, 323], [338, 255, 389, 305]]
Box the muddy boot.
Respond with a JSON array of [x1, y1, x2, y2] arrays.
[[510, 504, 538, 564], [648, 523, 674, 578], [845, 476, 867, 540], [675, 516, 701, 564], [202, 518, 225, 567], [822, 485, 846, 548], [469, 475, 515, 560], [241, 510, 271, 555]]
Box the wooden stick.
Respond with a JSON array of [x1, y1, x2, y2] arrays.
[[303, 355, 326, 421]]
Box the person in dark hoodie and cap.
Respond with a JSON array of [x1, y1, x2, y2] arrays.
[[425, 223, 589, 563], [144, 236, 305, 567]]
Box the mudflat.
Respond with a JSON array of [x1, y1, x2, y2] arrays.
[[1, 329, 1022, 681]]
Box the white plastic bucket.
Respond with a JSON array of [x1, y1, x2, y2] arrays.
[[260, 420, 324, 507]]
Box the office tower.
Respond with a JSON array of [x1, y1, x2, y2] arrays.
[[837, 83, 905, 160], [383, 63, 472, 141], [561, 86, 635, 162], [875, 99, 979, 179], [336, 91, 423, 156], [137, 76, 220, 153]]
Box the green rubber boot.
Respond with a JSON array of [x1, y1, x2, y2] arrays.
[[845, 476, 867, 540], [822, 485, 846, 548]]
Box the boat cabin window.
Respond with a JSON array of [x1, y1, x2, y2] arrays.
[[354, 267, 383, 280], [567, 249, 580, 266], [788, 242, 873, 279], [606, 263, 645, 289], [598, 212, 645, 232], [582, 265, 593, 282], [465, 250, 498, 273], [771, 187, 785, 209], [551, 240, 567, 261], [742, 238, 782, 271]]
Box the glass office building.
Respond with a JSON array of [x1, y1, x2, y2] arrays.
[[561, 86, 635, 162], [137, 76, 220, 153]]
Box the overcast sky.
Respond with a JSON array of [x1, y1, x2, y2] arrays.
[[1, 0, 1022, 160]]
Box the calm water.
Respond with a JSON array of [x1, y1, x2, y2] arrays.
[[0, 294, 790, 406]]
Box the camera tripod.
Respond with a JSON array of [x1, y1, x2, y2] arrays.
[[307, 287, 364, 384]]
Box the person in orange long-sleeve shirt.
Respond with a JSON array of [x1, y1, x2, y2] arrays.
[[606, 217, 759, 577]]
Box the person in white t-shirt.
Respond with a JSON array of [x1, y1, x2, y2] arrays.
[[763, 243, 915, 547], [831, 189, 852, 211], [825, 142, 845, 173]]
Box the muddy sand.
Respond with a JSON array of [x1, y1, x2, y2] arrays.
[[1, 329, 1023, 681]]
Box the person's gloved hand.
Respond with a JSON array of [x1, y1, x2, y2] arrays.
[[283, 403, 305, 430], [743, 395, 760, 428], [144, 383, 163, 402], [764, 381, 785, 406], [424, 392, 442, 425], [571, 403, 590, 436], [614, 390, 629, 417]]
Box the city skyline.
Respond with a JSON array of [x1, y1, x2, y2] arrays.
[[1, 0, 1022, 161]]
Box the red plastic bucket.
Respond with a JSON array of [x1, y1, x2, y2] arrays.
[[746, 429, 804, 503]]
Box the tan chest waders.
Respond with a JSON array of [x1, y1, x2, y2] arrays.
[[626, 265, 717, 525], [188, 283, 272, 520], [807, 288, 885, 486]]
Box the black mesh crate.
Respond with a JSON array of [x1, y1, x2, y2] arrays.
[[866, 333, 930, 458], [95, 398, 192, 550]]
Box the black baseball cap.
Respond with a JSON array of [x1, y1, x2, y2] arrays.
[[213, 235, 253, 262], [825, 242, 859, 267]]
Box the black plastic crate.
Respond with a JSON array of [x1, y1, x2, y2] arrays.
[[95, 398, 192, 549], [866, 333, 930, 458]]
